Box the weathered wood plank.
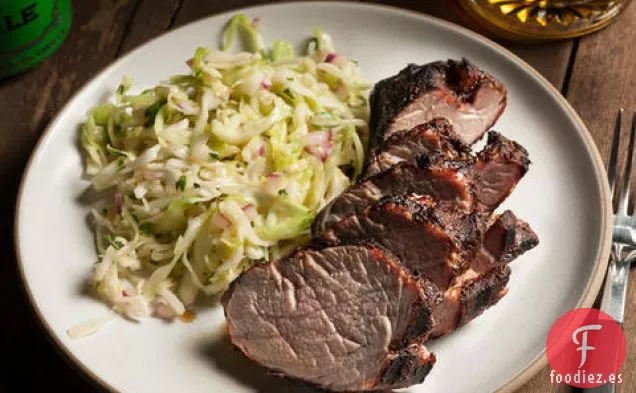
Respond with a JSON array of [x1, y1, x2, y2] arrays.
[[0, 0, 137, 186], [0, 1, 139, 392], [117, 0, 183, 55], [566, 2, 636, 391], [172, 0, 280, 26], [506, 41, 574, 91]]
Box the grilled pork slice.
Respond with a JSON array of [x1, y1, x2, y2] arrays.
[[316, 195, 538, 340], [430, 266, 511, 338], [473, 210, 539, 273], [369, 59, 507, 147], [312, 158, 473, 236], [364, 118, 470, 178], [223, 244, 436, 392], [429, 212, 538, 338], [314, 131, 529, 234], [468, 132, 530, 212], [318, 196, 481, 289]]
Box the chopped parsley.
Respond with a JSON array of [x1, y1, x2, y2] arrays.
[[106, 144, 129, 158], [144, 98, 167, 127], [176, 176, 187, 191], [105, 234, 124, 250], [282, 88, 295, 100]]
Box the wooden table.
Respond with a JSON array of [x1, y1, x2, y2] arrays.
[[1, 1, 634, 392]]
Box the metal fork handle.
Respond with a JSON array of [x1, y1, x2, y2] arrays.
[[584, 247, 632, 393], [601, 244, 632, 325]]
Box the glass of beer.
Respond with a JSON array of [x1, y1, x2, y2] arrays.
[[457, 0, 632, 40]]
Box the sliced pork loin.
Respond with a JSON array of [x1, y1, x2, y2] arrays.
[[313, 131, 529, 234], [430, 266, 511, 338], [223, 244, 436, 392], [315, 195, 538, 341], [473, 210, 539, 273], [312, 156, 474, 235], [369, 59, 507, 147], [318, 196, 481, 289], [430, 212, 538, 338], [364, 118, 470, 178], [469, 132, 531, 212]]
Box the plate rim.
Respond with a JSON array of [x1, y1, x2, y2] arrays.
[[13, 2, 613, 393]]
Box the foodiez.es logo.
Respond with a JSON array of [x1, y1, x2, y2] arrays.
[[546, 308, 626, 388]]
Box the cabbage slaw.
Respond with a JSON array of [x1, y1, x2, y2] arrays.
[[72, 14, 369, 334]]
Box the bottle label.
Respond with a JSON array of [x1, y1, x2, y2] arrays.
[[0, 0, 72, 77]]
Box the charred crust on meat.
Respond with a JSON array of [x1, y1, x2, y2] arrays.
[[370, 60, 478, 142], [407, 305, 434, 341], [458, 266, 511, 327], [363, 118, 472, 178], [369, 59, 507, 146], [375, 195, 441, 226], [385, 118, 469, 154], [485, 210, 539, 264], [481, 131, 531, 171], [415, 154, 434, 169], [381, 345, 436, 388]]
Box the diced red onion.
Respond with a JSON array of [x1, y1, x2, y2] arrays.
[[114, 192, 123, 215], [332, 54, 350, 68], [264, 173, 283, 194], [304, 130, 331, 146], [304, 130, 333, 162], [121, 281, 137, 298], [242, 204, 258, 220], [325, 53, 337, 63], [257, 144, 265, 156], [260, 78, 272, 90]]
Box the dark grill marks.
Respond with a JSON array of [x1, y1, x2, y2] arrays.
[[363, 118, 471, 178], [318, 195, 481, 289], [313, 129, 530, 235], [312, 156, 475, 235], [467, 132, 531, 212], [369, 59, 507, 147]]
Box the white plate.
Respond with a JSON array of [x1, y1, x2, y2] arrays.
[[15, 2, 612, 393]]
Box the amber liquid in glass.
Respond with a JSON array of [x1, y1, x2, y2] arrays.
[[458, 0, 632, 40]]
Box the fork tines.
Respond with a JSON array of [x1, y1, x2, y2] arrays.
[[608, 109, 636, 215]]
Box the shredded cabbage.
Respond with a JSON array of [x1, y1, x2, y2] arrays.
[[75, 13, 369, 329]]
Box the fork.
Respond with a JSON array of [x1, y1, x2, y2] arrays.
[[588, 109, 636, 393]]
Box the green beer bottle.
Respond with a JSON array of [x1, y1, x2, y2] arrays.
[[0, 0, 72, 78]]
